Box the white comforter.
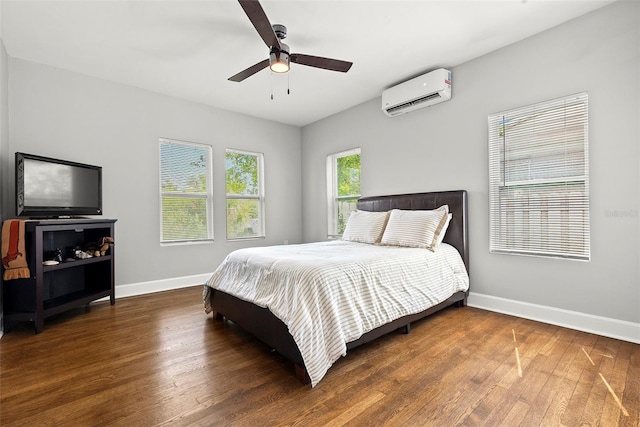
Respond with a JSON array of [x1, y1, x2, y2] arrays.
[[204, 240, 469, 387]]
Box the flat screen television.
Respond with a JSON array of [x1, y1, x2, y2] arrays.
[[16, 152, 103, 218]]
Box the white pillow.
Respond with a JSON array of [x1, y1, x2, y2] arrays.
[[380, 205, 449, 250], [435, 213, 453, 248], [342, 210, 389, 244]]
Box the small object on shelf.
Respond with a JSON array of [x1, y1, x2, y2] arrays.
[[84, 236, 114, 257], [43, 260, 59, 266], [52, 248, 63, 263], [75, 251, 93, 259]]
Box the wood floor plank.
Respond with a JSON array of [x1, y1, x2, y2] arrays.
[[1, 286, 638, 427], [620, 345, 640, 427], [519, 328, 582, 426], [579, 337, 623, 425], [417, 319, 520, 425], [363, 310, 506, 426]]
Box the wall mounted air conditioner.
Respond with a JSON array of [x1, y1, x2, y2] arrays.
[[382, 68, 452, 117]]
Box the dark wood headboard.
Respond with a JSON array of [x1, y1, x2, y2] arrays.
[[357, 190, 469, 274]]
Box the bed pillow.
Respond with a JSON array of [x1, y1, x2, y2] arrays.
[[380, 205, 449, 250], [341, 210, 389, 244], [435, 213, 453, 248]]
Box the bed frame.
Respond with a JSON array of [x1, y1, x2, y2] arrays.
[[208, 190, 469, 385]]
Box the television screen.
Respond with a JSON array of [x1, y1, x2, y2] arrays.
[[16, 152, 102, 217]]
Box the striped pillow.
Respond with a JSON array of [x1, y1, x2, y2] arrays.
[[435, 213, 453, 248], [380, 205, 449, 250], [342, 210, 389, 244]]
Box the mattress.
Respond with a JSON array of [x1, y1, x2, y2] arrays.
[[204, 240, 469, 386]]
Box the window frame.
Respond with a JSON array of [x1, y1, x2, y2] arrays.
[[159, 138, 214, 245], [326, 147, 361, 238], [225, 148, 265, 240], [488, 92, 590, 261]]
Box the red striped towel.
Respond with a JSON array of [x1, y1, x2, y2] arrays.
[[1, 220, 31, 280]]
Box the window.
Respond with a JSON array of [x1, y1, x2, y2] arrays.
[[159, 138, 213, 243], [226, 149, 265, 240], [327, 148, 361, 237], [488, 93, 590, 260]]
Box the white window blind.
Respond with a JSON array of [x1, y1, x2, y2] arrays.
[[488, 93, 590, 260], [159, 139, 213, 243]]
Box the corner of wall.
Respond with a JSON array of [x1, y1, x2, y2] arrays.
[[0, 28, 9, 336]]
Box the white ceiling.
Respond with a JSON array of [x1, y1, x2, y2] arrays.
[[1, 0, 614, 127]]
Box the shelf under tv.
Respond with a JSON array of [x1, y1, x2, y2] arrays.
[[2, 218, 116, 334]]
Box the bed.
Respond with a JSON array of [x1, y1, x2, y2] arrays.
[[203, 190, 469, 387]]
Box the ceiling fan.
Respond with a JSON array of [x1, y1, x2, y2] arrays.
[[228, 0, 353, 82]]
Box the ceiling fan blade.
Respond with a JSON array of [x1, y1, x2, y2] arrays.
[[290, 54, 353, 73], [238, 0, 281, 50], [228, 59, 270, 82]]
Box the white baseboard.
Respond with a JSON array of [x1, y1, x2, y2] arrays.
[[468, 292, 640, 344], [100, 280, 640, 345], [112, 273, 212, 299]]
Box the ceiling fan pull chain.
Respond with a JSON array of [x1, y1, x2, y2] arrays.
[[270, 72, 274, 100], [287, 72, 290, 95]]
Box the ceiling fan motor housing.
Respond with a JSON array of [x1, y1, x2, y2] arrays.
[[272, 24, 287, 40]]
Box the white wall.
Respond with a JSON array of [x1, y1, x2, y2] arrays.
[[301, 2, 640, 334], [6, 59, 302, 291], [0, 3, 8, 333], [0, 4, 6, 177]]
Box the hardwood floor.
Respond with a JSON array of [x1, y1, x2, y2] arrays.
[[1, 286, 638, 426]]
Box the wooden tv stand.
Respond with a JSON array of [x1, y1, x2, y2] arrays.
[[3, 218, 116, 334]]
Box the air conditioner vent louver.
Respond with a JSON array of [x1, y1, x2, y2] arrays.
[[382, 68, 452, 117], [385, 92, 442, 115]]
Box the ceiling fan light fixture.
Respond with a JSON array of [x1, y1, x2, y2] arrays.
[[269, 45, 290, 73], [270, 57, 289, 73]]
